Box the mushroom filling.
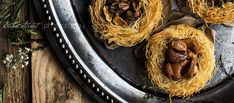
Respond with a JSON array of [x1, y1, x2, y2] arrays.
[[207, 0, 234, 7], [163, 38, 202, 81], [103, 0, 144, 26]]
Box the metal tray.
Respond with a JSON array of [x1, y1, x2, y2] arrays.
[[33, 0, 234, 102]]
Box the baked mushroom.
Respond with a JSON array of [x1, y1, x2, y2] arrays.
[[164, 38, 201, 81], [166, 48, 187, 63], [165, 60, 188, 80], [182, 38, 201, 54]]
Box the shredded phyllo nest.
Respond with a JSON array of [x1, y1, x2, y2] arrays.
[[89, 0, 163, 48], [188, 0, 234, 24], [146, 24, 215, 97]]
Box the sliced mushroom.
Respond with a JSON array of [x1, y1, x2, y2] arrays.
[[193, 65, 198, 76], [105, 0, 144, 25], [171, 63, 182, 80], [183, 38, 201, 54], [169, 39, 187, 52], [185, 58, 197, 78], [118, 2, 130, 11], [103, 6, 113, 22], [113, 16, 128, 26], [164, 63, 174, 79], [171, 60, 188, 80], [167, 48, 187, 63], [187, 49, 196, 59], [110, 2, 119, 13]]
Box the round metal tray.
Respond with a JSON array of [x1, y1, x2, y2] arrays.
[[33, 0, 234, 102]]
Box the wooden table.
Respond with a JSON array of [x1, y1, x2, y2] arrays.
[[0, 0, 96, 103]]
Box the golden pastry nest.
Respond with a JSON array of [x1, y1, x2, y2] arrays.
[[89, 0, 162, 48], [146, 24, 215, 97], [188, 0, 234, 24]]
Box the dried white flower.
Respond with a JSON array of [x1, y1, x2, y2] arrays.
[[18, 48, 22, 53], [21, 64, 25, 68], [25, 56, 29, 60], [12, 65, 16, 70], [9, 54, 13, 58], [25, 47, 31, 53], [3, 60, 6, 64], [5, 56, 11, 62], [24, 61, 29, 66], [20, 55, 24, 59], [3, 47, 31, 70]]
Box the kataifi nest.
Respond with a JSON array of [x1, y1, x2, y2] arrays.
[[146, 24, 215, 97], [89, 0, 163, 49]]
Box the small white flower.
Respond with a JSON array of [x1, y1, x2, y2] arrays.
[[5, 56, 10, 62], [3, 60, 6, 64], [9, 54, 13, 59], [18, 48, 22, 53], [25, 56, 29, 60], [24, 61, 29, 66], [21, 64, 25, 68], [25, 47, 31, 53], [20, 55, 24, 59], [12, 65, 16, 70], [3, 47, 31, 70]]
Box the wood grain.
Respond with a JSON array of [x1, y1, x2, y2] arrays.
[[0, 44, 31, 103], [0, 0, 31, 102], [31, 47, 96, 103]]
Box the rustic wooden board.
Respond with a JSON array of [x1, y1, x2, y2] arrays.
[[31, 46, 96, 103], [0, 0, 31, 102]]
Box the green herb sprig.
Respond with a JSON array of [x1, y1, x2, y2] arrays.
[[0, 0, 24, 27], [0, 0, 38, 45]]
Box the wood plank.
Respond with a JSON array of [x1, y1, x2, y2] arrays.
[[31, 47, 96, 103], [0, 0, 31, 102]]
